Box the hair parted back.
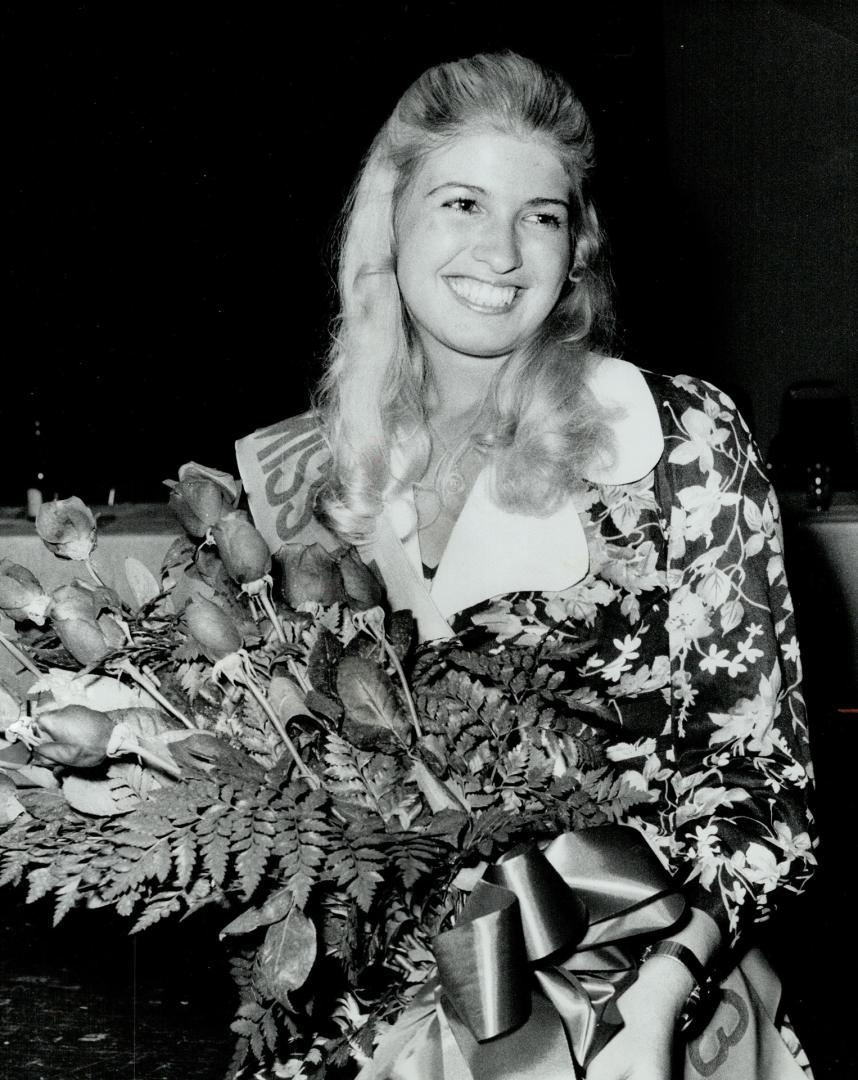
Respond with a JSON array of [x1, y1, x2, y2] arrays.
[[315, 51, 618, 543]]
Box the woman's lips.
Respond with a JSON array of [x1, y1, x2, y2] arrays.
[[445, 276, 519, 312]]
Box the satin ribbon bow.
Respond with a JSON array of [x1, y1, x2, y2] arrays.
[[360, 824, 686, 1080]]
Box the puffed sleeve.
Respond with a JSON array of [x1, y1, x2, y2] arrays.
[[653, 375, 816, 946]]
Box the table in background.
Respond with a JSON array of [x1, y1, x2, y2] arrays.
[[0, 504, 180, 688], [780, 491, 858, 706], [0, 504, 180, 605]]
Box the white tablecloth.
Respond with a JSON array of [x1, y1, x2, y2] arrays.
[[0, 505, 181, 691], [0, 505, 180, 605]]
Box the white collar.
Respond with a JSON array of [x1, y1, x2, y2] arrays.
[[380, 358, 663, 627]]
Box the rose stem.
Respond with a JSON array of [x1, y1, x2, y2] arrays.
[[240, 673, 319, 789], [86, 558, 109, 590], [125, 743, 182, 779], [256, 586, 286, 644], [86, 558, 136, 618], [384, 640, 423, 739], [0, 630, 41, 678], [116, 658, 196, 730], [256, 585, 311, 695]]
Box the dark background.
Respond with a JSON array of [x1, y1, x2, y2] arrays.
[[1, 2, 856, 1077], [3, 1, 854, 504]]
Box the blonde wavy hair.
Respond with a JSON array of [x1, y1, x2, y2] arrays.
[[315, 51, 618, 543]]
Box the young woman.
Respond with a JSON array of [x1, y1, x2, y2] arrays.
[[238, 51, 815, 1079]]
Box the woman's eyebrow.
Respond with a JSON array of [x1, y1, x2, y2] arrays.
[[524, 197, 570, 209], [425, 182, 569, 209], [425, 182, 487, 196]]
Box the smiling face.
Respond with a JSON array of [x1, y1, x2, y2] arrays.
[[394, 129, 574, 373]]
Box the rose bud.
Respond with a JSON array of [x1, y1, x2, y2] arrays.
[[337, 547, 385, 611], [35, 704, 115, 768], [165, 462, 241, 538], [50, 581, 97, 621], [194, 547, 231, 591], [36, 497, 97, 561], [275, 542, 345, 607], [182, 596, 242, 660], [49, 583, 124, 665], [0, 560, 52, 625], [212, 511, 271, 594]]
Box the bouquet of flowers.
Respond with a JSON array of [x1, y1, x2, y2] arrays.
[[0, 465, 640, 1079]]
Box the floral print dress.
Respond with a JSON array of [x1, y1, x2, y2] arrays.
[[414, 370, 816, 952]]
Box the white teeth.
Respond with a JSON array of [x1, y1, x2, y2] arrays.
[[447, 277, 517, 309]]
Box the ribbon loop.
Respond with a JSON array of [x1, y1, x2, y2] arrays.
[[435, 882, 530, 1040], [488, 844, 588, 962], [364, 825, 688, 1080]]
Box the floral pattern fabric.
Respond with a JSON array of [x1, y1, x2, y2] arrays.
[[415, 371, 816, 948]]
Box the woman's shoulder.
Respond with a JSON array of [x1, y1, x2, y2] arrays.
[[587, 360, 755, 482], [235, 411, 336, 553], [637, 367, 744, 420]]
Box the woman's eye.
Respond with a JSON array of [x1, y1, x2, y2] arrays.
[[527, 212, 564, 229], [444, 197, 479, 214]]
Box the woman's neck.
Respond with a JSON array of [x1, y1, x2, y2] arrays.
[[425, 348, 507, 424]]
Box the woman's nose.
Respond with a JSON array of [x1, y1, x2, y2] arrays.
[[472, 218, 522, 274]]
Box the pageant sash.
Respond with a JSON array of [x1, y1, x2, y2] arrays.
[[359, 825, 687, 1080], [235, 413, 338, 553]]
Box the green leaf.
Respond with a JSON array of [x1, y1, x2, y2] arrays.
[[53, 874, 82, 925], [26, 866, 54, 904], [261, 1009, 278, 1052], [336, 655, 410, 751], [124, 557, 161, 610], [304, 689, 343, 725], [107, 707, 183, 738], [277, 828, 324, 910], [411, 760, 469, 814], [171, 833, 196, 888], [131, 894, 181, 933], [388, 610, 415, 663], [236, 831, 272, 900], [324, 817, 387, 913], [202, 830, 230, 886], [306, 625, 343, 697], [62, 775, 138, 817], [220, 886, 293, 939], [28, 669, 151, 712], [236, 1001, 265, 1021], [107, 761, 163, 801], [115, 891, 140, 917], [0, 850, 28, 888], [230, 1018, 258, 1039], [257, 905, 317, 1007]]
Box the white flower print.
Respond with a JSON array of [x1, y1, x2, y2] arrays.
[[733, 843, 783, 892], [596, 633, 643, 682], [700, 644, 731, 674], [668, 407, 731, 473], [666, 585, 714, 646], [781, 636, 800, 663], [736, 636, 764, 666], [771, 821, 815, 861], [708, 665, 782, 754], [599, 476, 659, 534], [599, 540, 665, 595], [544, 578, 616, 626], [677, 470, 740, 544], [675, 785, 751, 827]]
